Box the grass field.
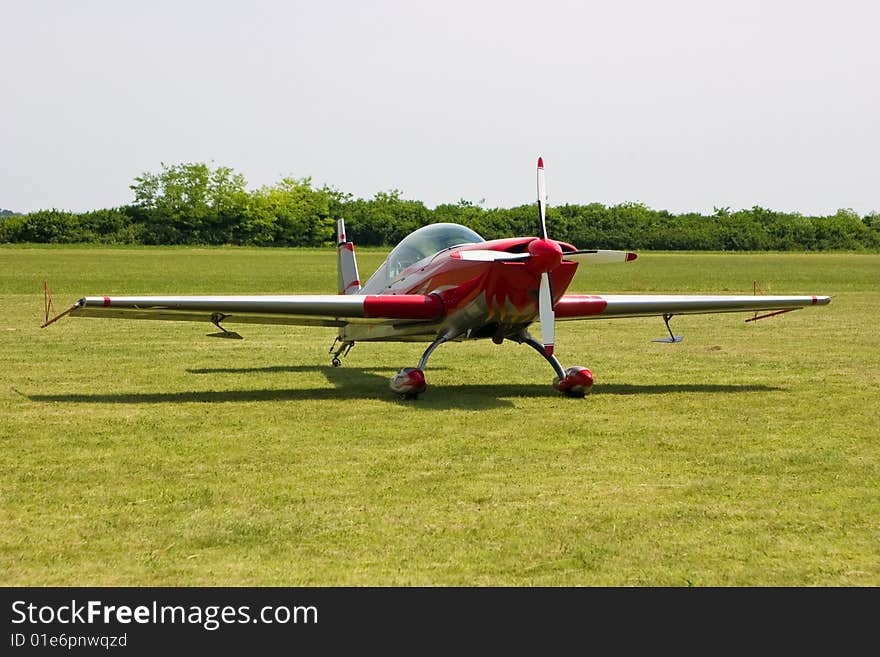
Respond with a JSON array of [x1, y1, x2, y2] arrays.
[[1, 246, 878, 586]]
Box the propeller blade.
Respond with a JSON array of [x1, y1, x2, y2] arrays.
[[454, 250, 531, 262], [539, 272, 555, 356], [563, 250, 638, 265], [537, 157, 548, 239]]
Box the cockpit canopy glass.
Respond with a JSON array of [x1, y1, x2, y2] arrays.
[[385, 223, 484, 279]]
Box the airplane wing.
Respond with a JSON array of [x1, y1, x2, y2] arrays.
[[555, 294, 831, 320], [43, 294, 444, 328]]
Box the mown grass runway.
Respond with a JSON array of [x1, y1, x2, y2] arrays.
[[1, 246, 878, 585]]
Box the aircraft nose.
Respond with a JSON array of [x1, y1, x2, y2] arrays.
[[527, 238, 563, 273]]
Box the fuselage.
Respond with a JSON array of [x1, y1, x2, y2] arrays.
[[340, 225, 579, 343]]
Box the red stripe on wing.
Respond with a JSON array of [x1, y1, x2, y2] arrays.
[[555, 295, 608, 318], [363, 295, 443, 320]]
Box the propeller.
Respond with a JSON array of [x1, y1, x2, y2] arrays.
[[456, 157, 637, 357], [535, 157, 556, 356], [538, 269, 555, 356], [537, 157, 548, 240], [531, 157, 637, 356], [455, 247, 636, 264], [563, 249, 637, 264]]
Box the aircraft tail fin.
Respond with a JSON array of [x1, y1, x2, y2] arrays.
[[336, 219, 362, 295]]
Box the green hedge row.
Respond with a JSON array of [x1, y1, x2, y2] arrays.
[[2, 163, 877, 250]]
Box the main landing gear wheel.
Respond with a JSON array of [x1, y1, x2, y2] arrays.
[[389, 332, 455, 400], [553, 366, 594, 398], [514, 330, 593, 398], [331, 357, 342, 367], [390, 367, 427, 400]]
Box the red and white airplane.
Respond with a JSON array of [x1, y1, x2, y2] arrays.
[[43, 158, 831, 398]]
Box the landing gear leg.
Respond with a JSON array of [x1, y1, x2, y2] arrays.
[[329, 337, 354, 367], [515, 330, 594, 397], [390, 332, 455, 399], [516, 330, 566, 380], [652, 314, 683, 343], [207, 312, 243, 339]]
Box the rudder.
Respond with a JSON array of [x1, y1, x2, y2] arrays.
[[337, 218, 362, 295]]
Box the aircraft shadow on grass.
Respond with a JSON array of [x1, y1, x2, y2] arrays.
[[26, 364, 783, 411]]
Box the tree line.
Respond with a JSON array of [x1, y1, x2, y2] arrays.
[[1, 162, 877, 251]]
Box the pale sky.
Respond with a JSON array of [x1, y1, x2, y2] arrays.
[[1, 0, 878, 216]]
